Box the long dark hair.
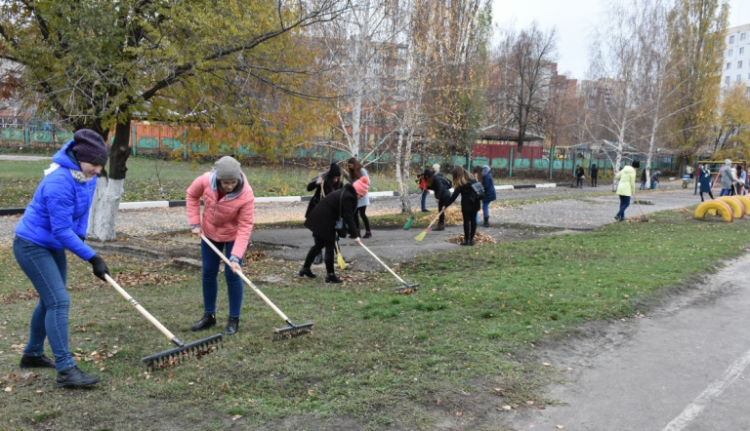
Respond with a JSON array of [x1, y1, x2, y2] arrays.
[[347, 157, 363, 180]]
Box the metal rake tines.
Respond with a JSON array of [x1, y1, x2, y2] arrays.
[[273, 323, 314, 341], [141, 334, 223, 370]]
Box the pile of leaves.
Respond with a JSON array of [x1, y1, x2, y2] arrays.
[[446, 231, 497, 245], [72, 342, 120, 370], [114, 271, 189, 287], [418, 206, 465, 225], [244, 250, 267, 262]]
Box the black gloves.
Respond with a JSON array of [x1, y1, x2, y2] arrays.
[[78, 235, 85, 242], [88, 254, 109, 281]]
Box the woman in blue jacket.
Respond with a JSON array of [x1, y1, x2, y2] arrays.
[[474, 165, 497, 227], [13, 129, 110, 389]]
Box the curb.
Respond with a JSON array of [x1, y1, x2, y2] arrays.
[[0, 182, 575, 216]]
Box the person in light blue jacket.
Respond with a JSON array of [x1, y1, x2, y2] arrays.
[[14, 129, 110, 389]]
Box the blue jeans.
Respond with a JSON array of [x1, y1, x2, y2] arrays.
[[13, 236, 75, 372], [482, 201, 490, 219], [616, 195, 631, 220], [420, 190, 428, 211], [720, 188, 731, 196], [201, 237, 244, 319]]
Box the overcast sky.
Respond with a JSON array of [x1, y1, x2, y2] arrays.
[[491, 0, 750, 80]]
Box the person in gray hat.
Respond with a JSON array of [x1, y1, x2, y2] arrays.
[[187, 156, 255, 335]]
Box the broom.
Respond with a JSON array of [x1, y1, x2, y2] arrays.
[[357, 242, 419, 294], [402, 213, 415, 230], [202, 235, 313, 341], [415, 208, 445, 242], [103, 274, 222, 370]]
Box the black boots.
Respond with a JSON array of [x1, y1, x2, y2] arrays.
[[325, 273, 342, 283], [483, 217, 490, 228], [299, 267, 316, 278], [224, 317, 239, 335], [459, 239, 475, 246], [56, 366, 100, 388], [191, 313, 216, 331], [434, 221, 445, 231], [20, 354, 55, 369]]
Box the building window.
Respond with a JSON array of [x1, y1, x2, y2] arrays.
[[742, 33, 747, 41], [725, 76, 731, 84], [740, 61, 744, 69], [727, 62, 732, 70], [729, 48, 734, 56], [741, 47, 746, 55], [738, 74, 742, 82], [729, 35, 735, 43]]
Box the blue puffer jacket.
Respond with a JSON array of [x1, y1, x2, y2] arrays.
[[14, 141, 98, 260], [481, 166, 497, 202]]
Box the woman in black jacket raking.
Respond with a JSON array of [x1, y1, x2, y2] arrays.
[[423, 167, 452, 231], [299, 176, 369, 283], [305, 163, 343, 264], [445, 166, 481, 246]]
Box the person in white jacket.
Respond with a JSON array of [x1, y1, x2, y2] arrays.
[[614, 161, 639, 222]]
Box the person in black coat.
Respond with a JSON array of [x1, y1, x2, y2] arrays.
[[575, 166, 585, 188], [445, 166, 481, 246], [423, 167, 452, 231], [590, 164, 599, 187], [299, 177, 369, 283], [305, 163, 343, 264]]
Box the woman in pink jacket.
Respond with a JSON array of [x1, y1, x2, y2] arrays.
[[187, 156, 255, 335]]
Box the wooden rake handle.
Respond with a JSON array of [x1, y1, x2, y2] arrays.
[[425, 208, 446, 231], [201, 234, 290, 322], [357, 241, 408, 286], [104, 274, 179, 345]]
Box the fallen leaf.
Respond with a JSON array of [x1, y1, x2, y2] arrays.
[[557, 425, 565, 429], [4, 386, 11, 392]]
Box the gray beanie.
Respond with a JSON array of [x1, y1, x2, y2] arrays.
[[215, 156, 242, 180]]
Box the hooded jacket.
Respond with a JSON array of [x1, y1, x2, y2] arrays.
[[305, 165, 343, 219], [187, 170, 255, 259], [304, 185, 360, 240], [15, 140, 98, 260], [615, 165, 637, 196], [481, 165, 496, 202]]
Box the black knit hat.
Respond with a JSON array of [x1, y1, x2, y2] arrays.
[[72, 129, 108, 166], [328, 163, 341, 178]]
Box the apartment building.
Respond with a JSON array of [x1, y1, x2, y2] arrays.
[[722, 23, 750, 94]]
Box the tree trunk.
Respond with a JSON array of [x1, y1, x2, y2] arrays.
[[87, 119, 131, 241]]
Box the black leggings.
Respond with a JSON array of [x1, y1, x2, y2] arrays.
[[353, 206, 370, 232], [462, 205, 479, 241], [700, 191, 714, 201], [438, 197, 450, 224], [304, 235, 335, 274]]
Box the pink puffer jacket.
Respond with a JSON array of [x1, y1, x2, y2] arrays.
[[187, 171, 255, 259]]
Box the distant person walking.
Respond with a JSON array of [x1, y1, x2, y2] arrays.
[[474, 165, 496, 227], [614, 161, 639, 222], [590, 163, 599, 187], [698, 164, 714, 202], [719, 160, 738, 197]]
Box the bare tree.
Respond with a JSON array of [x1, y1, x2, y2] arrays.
[[495, 23, 557, 151]]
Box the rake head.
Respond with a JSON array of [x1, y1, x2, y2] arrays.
[[273, 321, 314, 341], [396, 283, 419, 294], [141, 333, 223, 371]]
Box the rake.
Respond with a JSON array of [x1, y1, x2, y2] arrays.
[[103, 274, 222, 370], [414, 208, 445, 242], [633, 195, 649, 222], [357, 241, 419, 294], [201, 235, 313, 341]]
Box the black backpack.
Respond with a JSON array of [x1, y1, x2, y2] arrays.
[[470, 180, 485, 202]]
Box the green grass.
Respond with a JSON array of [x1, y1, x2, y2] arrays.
[[0, 157, 412, 208], [1, 208, 745, 430]]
